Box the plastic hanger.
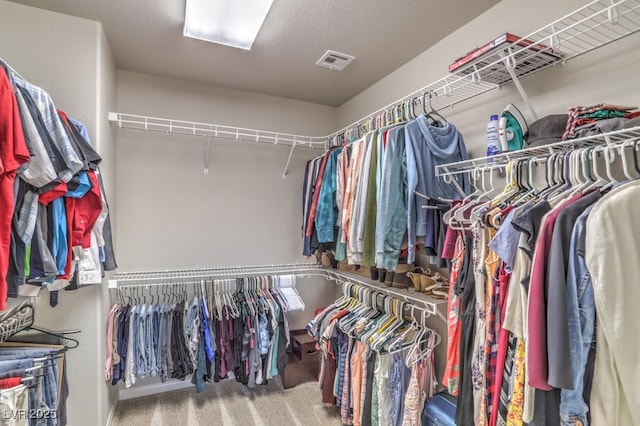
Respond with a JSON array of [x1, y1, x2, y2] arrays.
[[633, 139, 640, 176], [619, 139, 636, 180], [601, 144, 619, 190], [583, 147, 606, 193], [443, 166, 486, 227], [372, 300, 406, 351]]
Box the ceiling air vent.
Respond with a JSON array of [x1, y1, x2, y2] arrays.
[[316, 50, 355, 71]]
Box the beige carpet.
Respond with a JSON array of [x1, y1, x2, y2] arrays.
[[111, 379, 342, 426]]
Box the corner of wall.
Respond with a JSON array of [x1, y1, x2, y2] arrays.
[[96, 21, 119, 426]]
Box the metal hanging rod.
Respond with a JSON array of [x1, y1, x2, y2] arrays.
[[110, 262, 323, 285], [109, 263, 446, 321], [436, 125, 640, 177], [107, 112, 328, 177], [324, 269, 446, 322], [108, 112, 327, 149]]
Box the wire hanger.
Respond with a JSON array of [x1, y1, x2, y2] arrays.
[[422, 91, 447, 126], [3, 301, 80, 349]]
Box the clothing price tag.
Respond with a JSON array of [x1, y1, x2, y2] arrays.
[[108, 280, 117, 289]]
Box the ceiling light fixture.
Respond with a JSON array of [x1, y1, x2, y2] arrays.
[[183, 0, 274, 50]]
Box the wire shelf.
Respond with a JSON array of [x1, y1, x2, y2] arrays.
[[111, 264, 446, 321], [108, 113, 327, 149], [330, 0, 640, 138], [324, 269, 446, 321], [111, 263, 324, 284], [436, 125, 640, 176], [109, 1, 640, 150]]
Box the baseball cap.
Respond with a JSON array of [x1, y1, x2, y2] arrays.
[[524, 114, 568, 147]]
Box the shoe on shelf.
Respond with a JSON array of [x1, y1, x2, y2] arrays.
[[406, 266, 426, 292]]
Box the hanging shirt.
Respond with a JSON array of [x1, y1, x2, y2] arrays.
[[13, 77, 82, 183], [405, 117, 469, 263], [586, 181, 640, 426], [0, 68, 30, 310], [527, 192, 582, 391], [315, 147, 342, 243]]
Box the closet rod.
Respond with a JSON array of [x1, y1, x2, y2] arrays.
[[110, 262, 323, 286], [324, 270, 447, 322], [111, 264, 447, 321], [108, 112, 327, 149], [436, 124, 640, 177]]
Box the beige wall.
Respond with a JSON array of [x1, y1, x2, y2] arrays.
[[0, 1, 118, 425], [115, 71, 341, 332]]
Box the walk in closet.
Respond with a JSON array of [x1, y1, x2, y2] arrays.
[[1, 0, 640, 425]]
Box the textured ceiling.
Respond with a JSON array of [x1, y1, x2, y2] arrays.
[[7, 0, 500, 106]]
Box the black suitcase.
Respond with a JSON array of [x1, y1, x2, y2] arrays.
[[421, 391, 457, 426]]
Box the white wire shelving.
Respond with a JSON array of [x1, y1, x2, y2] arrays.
[[107, 113, 327, 149], [110, 264, 446, 321], [435, 125, 640, 177], [110, 262, 324, 285], [331, 0, 640, 133], [324, 269, 447, 322], [109, 0, 640, 175]]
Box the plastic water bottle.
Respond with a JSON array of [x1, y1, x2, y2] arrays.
[[486, 114, 501, 160]]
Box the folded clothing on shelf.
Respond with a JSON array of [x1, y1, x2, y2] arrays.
[[563, 104, 638, 140]]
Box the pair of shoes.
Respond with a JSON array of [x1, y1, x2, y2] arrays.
[[422, 273, 449, 300], [406, 267, 426, 292], [380, 270, 395, 287], [370, 266, 379, 281], [320, 251, 336, 268]]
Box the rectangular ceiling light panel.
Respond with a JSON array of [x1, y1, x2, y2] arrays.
[[184, 0, 274, 50]]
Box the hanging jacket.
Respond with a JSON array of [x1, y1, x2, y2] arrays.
[[405, 117, 469, 263]]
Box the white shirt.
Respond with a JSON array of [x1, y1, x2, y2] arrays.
[[585, 181, 640, 426]]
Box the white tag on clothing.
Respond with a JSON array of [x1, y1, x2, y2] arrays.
[[108, 280, 117, 289]]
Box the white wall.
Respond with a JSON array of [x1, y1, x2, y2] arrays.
[[337, 0, 640, 381], [115, 71, 340, 332], [0, 2, 117, 425]]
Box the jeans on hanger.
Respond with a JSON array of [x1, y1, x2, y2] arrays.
[[560, 212, 596, 426], [162, 306, 173, 381], [145, 307, 156, 377], [200, 300, 214, 363], [191, 339, 207, 393], [130, 307, 142, 379], [6, 333, 70, 426], [0, 350, 58, 426], [150, 305, 161, 377], [0, 350, 58, 403], [135, 306, 148, 378]]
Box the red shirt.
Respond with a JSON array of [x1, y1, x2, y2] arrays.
[[0, 69, 30, 310], [527, 193, 581, 390]]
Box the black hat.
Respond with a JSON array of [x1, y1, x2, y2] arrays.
[[524, 114, 568, 147]]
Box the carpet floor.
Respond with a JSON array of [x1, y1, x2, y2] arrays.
[[111, 379, 342, 426]]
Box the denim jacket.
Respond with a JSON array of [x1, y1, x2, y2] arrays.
[[560, 206, 596, 426]]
